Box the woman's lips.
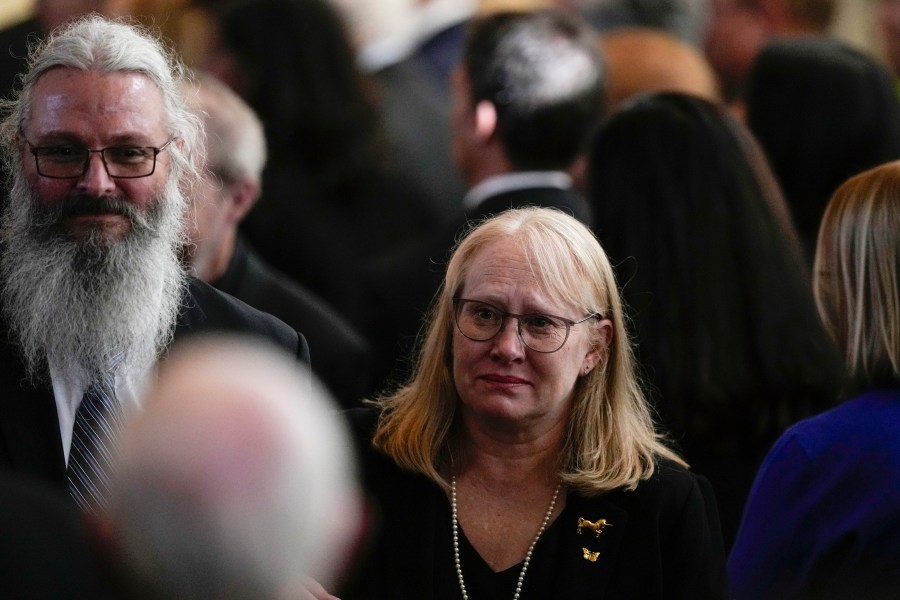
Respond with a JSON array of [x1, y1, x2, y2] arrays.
[[480, 374, 529, 385]]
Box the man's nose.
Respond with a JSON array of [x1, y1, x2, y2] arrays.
[[76, 152, 115, 196]]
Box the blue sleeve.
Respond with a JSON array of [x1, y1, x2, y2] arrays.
[[727, 432, 821, 599]]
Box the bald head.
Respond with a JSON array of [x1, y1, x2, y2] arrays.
[[107, 335, 362, 599], [601, 27, 720, 109]]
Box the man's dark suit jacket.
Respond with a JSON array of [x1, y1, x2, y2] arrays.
[[374, 36, 467, 230], [361, 185, 591, 391], [0, 471, 117, 599], [212, 237, 374, 407], [0, 277, 309, 494], [340, 408, 729, 599]]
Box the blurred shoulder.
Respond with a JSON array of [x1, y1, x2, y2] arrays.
[[175, 277, 308, 363]]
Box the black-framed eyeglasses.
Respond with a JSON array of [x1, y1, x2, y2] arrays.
[[24, 138, 174, 179], [453, 298, 600, 353]]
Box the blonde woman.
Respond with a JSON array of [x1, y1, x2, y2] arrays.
[[729, 161, 900, 599], [343, 207, 728, 599]]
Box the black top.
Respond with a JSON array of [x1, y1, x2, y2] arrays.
[[440, 495, 606, 599], [340, 408, 729, 599]]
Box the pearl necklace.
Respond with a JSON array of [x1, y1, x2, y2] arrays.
[[451, 476, 561, 600]]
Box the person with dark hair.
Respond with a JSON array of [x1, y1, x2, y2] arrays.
[[586, 92, 842, 547], [742, 36, 900, 265], [453, 9, 603, 213], [728, 160, 900, 599], [190, 0, 436, 325], [345, 207, 728, 599], [363, 8, 606, 392]]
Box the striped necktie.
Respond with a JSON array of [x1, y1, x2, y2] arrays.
[[67, 372, 121, 512]]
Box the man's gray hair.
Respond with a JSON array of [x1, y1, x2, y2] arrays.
[[0, 15, 204, 196], [186, 70, 267, 185]]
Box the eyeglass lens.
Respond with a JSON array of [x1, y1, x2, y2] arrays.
[[455, 300, 570, 353], [32, 145, 162, 179]]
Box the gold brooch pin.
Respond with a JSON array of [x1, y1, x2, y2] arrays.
[[582, 547, 600, 562], [577, 517, 612, 538]]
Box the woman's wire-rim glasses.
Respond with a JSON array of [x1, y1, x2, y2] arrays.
[[453, 298, 601, 353]]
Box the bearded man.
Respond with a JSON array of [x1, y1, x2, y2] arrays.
[[0, 16, 308, 511]]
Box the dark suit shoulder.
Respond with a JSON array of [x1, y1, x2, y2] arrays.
[[0, 472, 117, 598], [175, 277, 309, 364], [217, 243, 373, 406], [471, 186, 592, 225]]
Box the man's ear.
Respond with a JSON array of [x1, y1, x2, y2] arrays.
[[474, 100, 498, 143], [224, 179, 260, 225]]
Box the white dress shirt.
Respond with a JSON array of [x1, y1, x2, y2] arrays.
[[50, 360, 151, 465], [462, 170, 573, 213]]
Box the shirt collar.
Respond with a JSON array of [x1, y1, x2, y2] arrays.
[[462, 171, 573, 212]]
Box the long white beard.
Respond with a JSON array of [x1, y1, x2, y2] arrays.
[[0, 173, 188, 384]]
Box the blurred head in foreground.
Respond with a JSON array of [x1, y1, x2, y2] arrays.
[[105, 335, 363, 599]]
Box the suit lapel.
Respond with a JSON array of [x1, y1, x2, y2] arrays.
[[0, 336, 67, 489], [173, 279, 205, 339]]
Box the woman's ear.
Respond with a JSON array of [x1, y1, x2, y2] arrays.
[[580, 318, 613, 376]]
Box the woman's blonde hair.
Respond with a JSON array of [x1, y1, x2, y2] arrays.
[[372, 207, 683, 494], [814, 160, 900, 390]]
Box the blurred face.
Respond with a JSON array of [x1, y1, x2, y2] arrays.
[[452, 238, 605, 433], [879, 0, 900, 76], [182, 170, 229, 269], [21, 69, 172, 243], [703, 0, 769, 99]]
